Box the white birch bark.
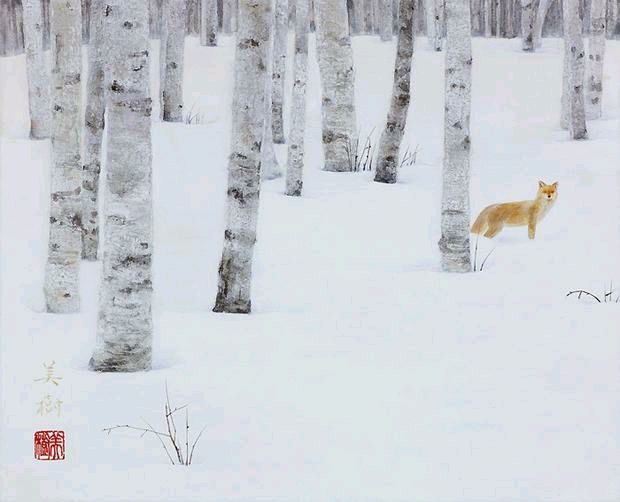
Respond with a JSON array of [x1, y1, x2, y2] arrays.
[[521, 0, 537, 49], [44, 0, 82, 313], [23, 0, 51, 139], [222, 0, 238, 32], [213, 0, 271, 313], [285, 0, 308, 196], [561, 0, 587, 138], [533, 0, 552, 45], [375, 0, 415, 183], [363, 0, 373, 32], [261, 9, 282, 180], [89, 0, 154, 371], [471, 0, 482, 34], [160, 0, 187, 122], [495, 0, 501, 35], [353, 0, 365, 33], [380, 0, 393, 39], [372, 0, 381, 33], [585, 0, 605, 118], [272, 0, 288, 143], [315, 0, 358, 171], [484, 0, 492, 35], [439, 0, 472, 272], [200, 0, 218, 45], [427, 0, 444, 49], [82, 0, 106, 260]]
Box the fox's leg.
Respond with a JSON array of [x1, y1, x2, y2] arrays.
[[528, 213, 536, 239], [484, 221, 503, 238]]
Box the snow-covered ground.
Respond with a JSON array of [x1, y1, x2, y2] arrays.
[[1, 34, 619, 502]]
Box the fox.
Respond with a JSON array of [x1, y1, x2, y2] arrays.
[[471, 180, 558, 239]]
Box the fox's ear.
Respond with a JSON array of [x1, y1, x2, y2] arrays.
[[552, 181, 558, 188], [538, 180, 545, 188]]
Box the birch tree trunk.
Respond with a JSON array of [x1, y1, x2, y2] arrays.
[[585, 0, 605, 118], [375, 0, 415, 183], [286, 0, 308, 196], [160, 0, 187, 122], [471, 0, 482, 34], [372, 0, 381, 33], [428, 0, 444, 49], [23, 0, 51, 139], [261, 9, 282, 180], [200, 0, 218, 45], [82, 0, 106, 260], [521, 0, 537, 49], [484, 0, 492, 35], [272, 0, 288, 143], [44, 0, 82, 313], [533, 0, 552, 44], [363, 0, 373, 32], [315, 0, 358, 171], [380, 0, 393, 39], [213, 0, 271, 313], [495, 0, 501, 35], [439, 0, 471, 273], [222, 0, 238, 32], [561, 0, 587, 138], [89, 0, 153, 372]]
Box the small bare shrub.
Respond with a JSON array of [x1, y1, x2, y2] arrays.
[[345, 129, 375, 172], [566, 281, 619, 303]]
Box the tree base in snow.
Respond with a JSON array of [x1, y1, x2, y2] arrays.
[[45, 295, 80, 313], [89, 348, 152, 372], [212, 298, 251, 314], [438, 236, 471, 273]]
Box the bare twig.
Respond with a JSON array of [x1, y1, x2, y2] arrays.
[[188, 425, 207, 465], [185, 408, 189, 465], [566, 290, 601, 302], [480, 247, 496, 271], [473, 233, 479, 272], [141, 417, 176, 465]]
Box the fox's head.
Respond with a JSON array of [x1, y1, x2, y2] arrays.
[[538, 180, 558, 202]]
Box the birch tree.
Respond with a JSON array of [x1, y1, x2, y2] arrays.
[[22, 0, 51, 139], [375, 0, 415, 183], [160, 0, 187, 122], [213, 0, 271, 313], [44, 0, 82, 313], [439, 0, 472, 273], [380, 0, 393, 40], [89, 0, 154, 371], [533, 0, 552, 45], [82, 0, 106, 260], [426, 0, 444, 49], [200, 0, 218, 46], [521, 0, 537, 49], [222, 0, 238, 32], [561, 0, 587, 139], [315, 0, 358, 171], [585, 0, 605, 119], [272, 0, 288, 143], [286, 0, 308, 196]]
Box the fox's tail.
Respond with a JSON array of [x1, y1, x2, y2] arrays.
[[470, 210, 487, 235]]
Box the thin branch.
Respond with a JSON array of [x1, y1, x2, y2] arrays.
[[185, 408, 189, 466], [473, 233, 479, 271], [479, 246, 495, 271], [188, 425, 207, 465], [102, 424, 169, 438], [566, 290, 601, 302], [142, 417, 177, 465], [165, 382, 183, 463]]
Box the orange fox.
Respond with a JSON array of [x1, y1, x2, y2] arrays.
[[471, 181, 558, 239]]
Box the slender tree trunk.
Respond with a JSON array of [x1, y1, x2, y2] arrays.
[[82, 0, 106, 260], [439, 0, 472, 273], [23, 0, 51, 139], [160, 0, 187, 121], [213, 0, 271, 313], [222, 0, 238, 32], [89, 0, 154, 371], [372, 0, 381, 33], [200, 0, 217, 45], [484, 0, 492, 35], [44, 0, 82, 313], [380, 0, 393, 39], [533, 0, 552, 44], [471, 0, 482, 34], [286, 0, 308, 196], [315, 0, 358, 171], [561, 0, 587, 138], [149, 0, 162, 37], [261, 8, 282, 180], [521, 0, 537, 48], [585, 0, 605, 118], [363, 0, 373, 32], [495, 0, 501, 35], [375, 0, 415, 183], [272, 0, 288, 143]]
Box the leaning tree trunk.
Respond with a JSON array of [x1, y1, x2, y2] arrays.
[[521, 0, 538, 49], [272, 0, 288, 143], [439, 0, 472, 273], [82, 0, 106, 261], [89, 0, 153, 371], [379, 0, 393, 40], [285, 0, 309, 196], [561, 0, 587, 138], [44, 0, 82, 313], [200, 0, 217, 45], [213, 0, 271, 314], [160, 0, 187, 121], [374, 0, 415, 183], [585, 0, 605, 119], [533, 0, 552, 45], [315, 0, 358, 171], [22, 0, 51, 139]]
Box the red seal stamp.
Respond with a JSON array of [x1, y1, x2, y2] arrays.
[[34, 430, 65, 460]]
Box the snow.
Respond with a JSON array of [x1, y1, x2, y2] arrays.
[[1, 34, 620, 501]]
